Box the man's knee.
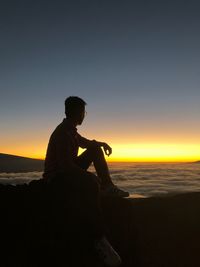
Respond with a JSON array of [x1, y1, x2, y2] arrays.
[[88, 141, 103, 156]]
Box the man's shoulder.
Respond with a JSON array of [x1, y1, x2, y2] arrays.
[[50, 122, 66, 138], [50, 121, 73, 139]]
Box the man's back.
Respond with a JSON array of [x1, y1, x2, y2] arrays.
[[43, 119, 79, 180]]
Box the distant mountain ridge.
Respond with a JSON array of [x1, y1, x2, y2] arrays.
[[0, 153, 44, 173]]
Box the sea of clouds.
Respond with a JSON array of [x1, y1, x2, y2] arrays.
[[0, 163, 199, 197]]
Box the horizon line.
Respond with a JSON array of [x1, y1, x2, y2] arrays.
[[1, 152, 199, 164]]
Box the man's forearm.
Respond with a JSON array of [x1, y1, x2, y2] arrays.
[[94, 140, 105, 147]]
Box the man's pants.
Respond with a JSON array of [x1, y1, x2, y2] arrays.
[[52, 143, 106, 240], [73, 142, 105, 240]]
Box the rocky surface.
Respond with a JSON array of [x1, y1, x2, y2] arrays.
[[0, 178, 199, 267]]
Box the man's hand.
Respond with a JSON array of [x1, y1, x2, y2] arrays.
[[102, 143, 112, 156]]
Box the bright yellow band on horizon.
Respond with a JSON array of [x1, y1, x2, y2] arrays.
[[106, 143, 200, 162], [2, 143, 200, 162]]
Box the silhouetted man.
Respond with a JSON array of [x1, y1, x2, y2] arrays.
[[43, 96, 129, 266], [43, 96, 129, 197]]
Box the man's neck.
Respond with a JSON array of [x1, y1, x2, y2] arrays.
[[65, 117, 78, 128]]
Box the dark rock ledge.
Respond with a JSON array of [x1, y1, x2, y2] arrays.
[[0, 178, 200, 267]]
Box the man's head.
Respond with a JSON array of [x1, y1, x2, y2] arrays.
[[65, 96, 87, 125]]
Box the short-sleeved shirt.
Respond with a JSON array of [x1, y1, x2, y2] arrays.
[[43, 118, 91, 179]]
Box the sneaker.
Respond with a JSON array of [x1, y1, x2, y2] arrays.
[[101, 184, 130, 198], [94, 236, 122, 267]]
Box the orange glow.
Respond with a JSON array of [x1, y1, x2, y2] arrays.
[[1, 143, 200, 162], [1, 144, 46, 160], [107, 143, 200, 162], [78, 143, 200, 162]]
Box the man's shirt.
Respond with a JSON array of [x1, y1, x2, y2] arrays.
[[43, 118, 91, 179]]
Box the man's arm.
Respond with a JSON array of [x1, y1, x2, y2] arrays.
[[78, 134, 112, 156], [55, 132, 88, 176], [95, 141, 112, 156], [77, 134, 92, 148]]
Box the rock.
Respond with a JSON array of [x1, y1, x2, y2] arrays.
[[0, 178, 200, 266]]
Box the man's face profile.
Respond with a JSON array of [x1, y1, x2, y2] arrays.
[[76, 107, 85, 125]]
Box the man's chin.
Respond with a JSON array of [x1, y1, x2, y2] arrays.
[[77, 120, 83, 125]]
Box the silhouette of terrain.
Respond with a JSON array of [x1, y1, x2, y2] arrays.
[[0, 177, 199, 267], [0, 153, 44, 172]]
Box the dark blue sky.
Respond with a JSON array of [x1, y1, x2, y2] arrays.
[[0, 0, 200, 159]]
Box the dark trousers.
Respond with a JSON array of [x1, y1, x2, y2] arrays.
[[76, 141, 111, 186], [57, 143, 107, 240]]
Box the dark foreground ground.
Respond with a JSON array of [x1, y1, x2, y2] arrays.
[[0, 178, 200, 267]]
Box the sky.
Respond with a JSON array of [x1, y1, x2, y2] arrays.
[[0, 0, 200, 162]]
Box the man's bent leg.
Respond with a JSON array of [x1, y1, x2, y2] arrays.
[[76, 142, 129, 197], [76, 142, 113, 188]]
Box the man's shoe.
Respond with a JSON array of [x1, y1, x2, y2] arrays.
[[101, 184, 130, 198], [94, 236, 122, 267]]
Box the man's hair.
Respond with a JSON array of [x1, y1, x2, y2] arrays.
[[65, 96, 87, 116]]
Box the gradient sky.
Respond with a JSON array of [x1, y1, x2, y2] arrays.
[[0, 0, 200, 161]]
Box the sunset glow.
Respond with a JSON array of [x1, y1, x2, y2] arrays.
[[1, 140, 200, 162], [0, 142, 198, 163], [1, 1, 200, 164], [106, 144, 200, 162]]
